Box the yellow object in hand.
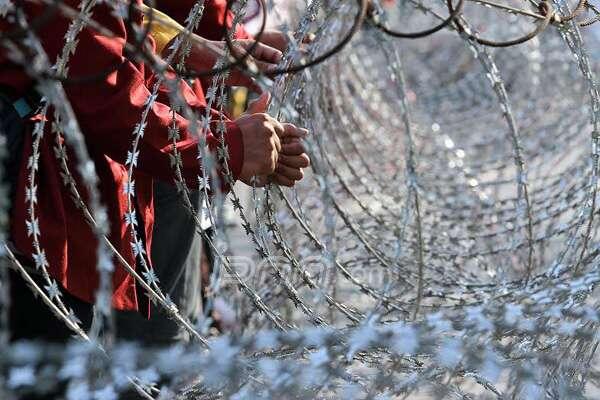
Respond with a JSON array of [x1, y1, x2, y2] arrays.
[[140, 4, 185, 55]]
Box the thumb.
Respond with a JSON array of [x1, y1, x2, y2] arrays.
[[246, 91, 271, 114]]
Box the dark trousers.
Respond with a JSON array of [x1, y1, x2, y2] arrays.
[[8, 268, 93, 342], [6, 268, 94, 400], [115, 181, 206, 345]]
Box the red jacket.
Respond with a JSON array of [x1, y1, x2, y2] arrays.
[[156, 0, 252, 98], [0, 1, 244, 310], [156, 0, 251, 41]]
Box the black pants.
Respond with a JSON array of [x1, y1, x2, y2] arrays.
[[6, 268, 93, 400], [114, 182, 205, 345], [8, 267, 93, 342]]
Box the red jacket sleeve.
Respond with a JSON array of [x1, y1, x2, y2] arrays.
[[154, 0, 251, 40], [3, 2, 243, 189]]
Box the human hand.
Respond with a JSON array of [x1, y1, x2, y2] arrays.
[[257, 29, 289, 52], [180, 35, 282, 92], [235, 99, 283, 185], [236, 92, 310, 187], [273, 125, 310, 187], [257, 29, 316, 53]]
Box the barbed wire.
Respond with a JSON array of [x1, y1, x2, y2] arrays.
[[1, 0, 600, 398]]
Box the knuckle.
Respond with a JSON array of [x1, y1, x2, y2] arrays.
[[262, 121, 273, 132]]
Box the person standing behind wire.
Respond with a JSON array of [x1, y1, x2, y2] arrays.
[[113, 3, 309, 342], [0, 0, 306, 344]]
